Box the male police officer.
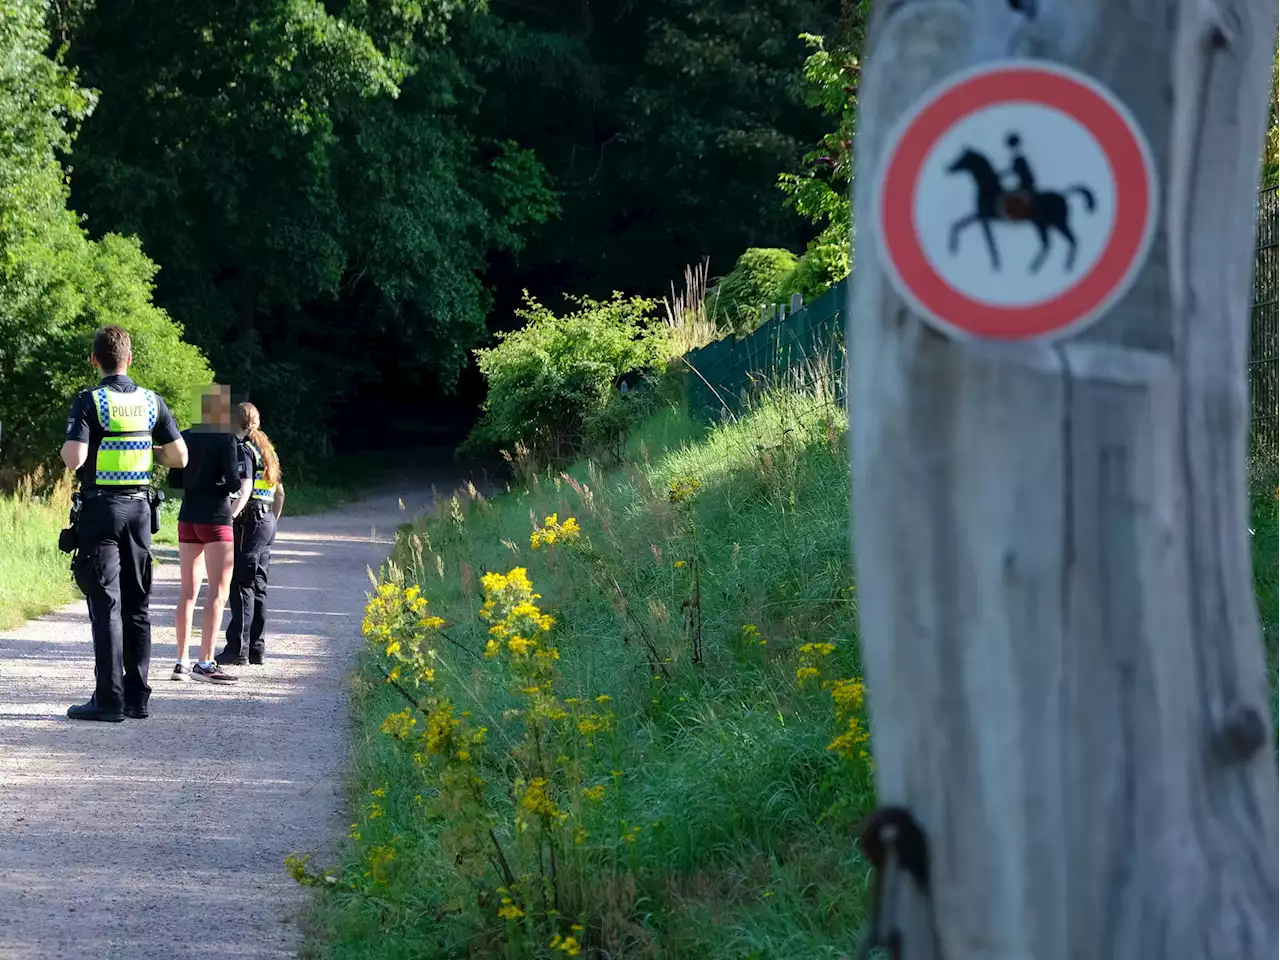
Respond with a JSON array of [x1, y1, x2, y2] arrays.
[[60, 325, 188, 722]]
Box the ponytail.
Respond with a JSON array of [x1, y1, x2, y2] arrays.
[[234, 402, 282, 486], [250, 427, 282, 486]]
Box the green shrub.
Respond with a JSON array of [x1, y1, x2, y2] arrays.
[[0, 1, 212, 487], [712, 248, 799, 336], [1, 234, 214, 484], [464, 292, 672, 465], [780, 240, 849, 306]]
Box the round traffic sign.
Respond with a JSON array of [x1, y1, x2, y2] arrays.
[[873, 60, 1158, 341]]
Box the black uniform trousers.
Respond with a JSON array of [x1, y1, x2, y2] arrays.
[[72, 493, 154, 712], [225, 504, 275, 658]]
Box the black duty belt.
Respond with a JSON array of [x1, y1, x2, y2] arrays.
[[82, 488, 149, 502], [237, 501, 272, 520]]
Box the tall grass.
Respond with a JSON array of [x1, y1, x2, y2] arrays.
[[662, 258, 723, 356], [2, 453, 398, 620], [0, 471, 76, 628], [300, 392, 873, 960]]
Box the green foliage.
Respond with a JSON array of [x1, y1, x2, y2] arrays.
[[0, 474, 77, 628], [0, 0, 212, 485], [300, 394, 879, 958], [465, 293, 671, 465], [775, 15, 867, 297], [56, 0, 559, 462], [1264, 46, 1278, 188], [459, 0, 841, 303], [714, 248, 800, 336]]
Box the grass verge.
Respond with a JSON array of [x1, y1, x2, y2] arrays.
[[0, 453, 393, 626], [299, 397, 1280, 960], [296, 394, 875, 960], [0, 474, 76, 629]]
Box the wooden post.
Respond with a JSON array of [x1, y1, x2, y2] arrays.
[[848, 3, 1279, 959]]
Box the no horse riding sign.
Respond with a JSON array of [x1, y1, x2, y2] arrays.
[[873, 60, 1158, 342]]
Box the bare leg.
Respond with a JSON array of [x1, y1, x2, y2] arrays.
[[176, 543, 207, 663], [199, 541, 236, 663]]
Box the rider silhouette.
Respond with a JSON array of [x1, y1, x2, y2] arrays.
[[1002, 133, 1036, 194]]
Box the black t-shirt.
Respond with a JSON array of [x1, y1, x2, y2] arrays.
[[171, 427, 251, 526], [64, 374, 181, 492]]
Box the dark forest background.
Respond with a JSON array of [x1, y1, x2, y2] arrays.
[[33, 0, 862, 461]]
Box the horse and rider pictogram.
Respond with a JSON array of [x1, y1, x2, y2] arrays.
[[873, 60, 1157, 342], [945, 132, 1097, 274]]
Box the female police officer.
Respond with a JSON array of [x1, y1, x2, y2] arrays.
[[216, 402, 284, 666]]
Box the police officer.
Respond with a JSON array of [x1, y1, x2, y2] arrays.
[[60, 325, 188, 722], [216, 402, 284, 667]]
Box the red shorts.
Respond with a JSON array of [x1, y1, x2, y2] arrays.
[[178, 522, 234, 544]]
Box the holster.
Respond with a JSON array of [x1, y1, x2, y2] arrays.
[[149, 487, 166, 535], [57, 492, 82, 555]]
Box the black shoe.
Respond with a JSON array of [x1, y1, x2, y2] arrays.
[[215, 648, 248, 667], [248, 648, 265, 665], [123, 703, 150, 719], [67, 698, 125, 723]]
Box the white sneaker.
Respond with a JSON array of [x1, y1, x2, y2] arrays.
[[171, 661, 191, 682]]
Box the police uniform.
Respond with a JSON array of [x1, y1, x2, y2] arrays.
[[65, 374, 180, 718], [220, 438, 277, 664]]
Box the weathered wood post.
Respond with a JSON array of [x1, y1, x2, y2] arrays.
[[848, 2, 1279, 958]]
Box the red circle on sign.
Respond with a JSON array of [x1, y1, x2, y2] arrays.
[[878, 63, 1155, 340]]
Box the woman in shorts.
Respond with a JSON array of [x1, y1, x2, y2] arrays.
[[170, 384, 251, 684]]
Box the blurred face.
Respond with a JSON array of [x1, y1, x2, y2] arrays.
[[200, 385, 232, 429]]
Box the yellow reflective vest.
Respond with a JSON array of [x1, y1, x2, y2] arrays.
[[91, 387, 157, 486], [245, 439, 277, 502]]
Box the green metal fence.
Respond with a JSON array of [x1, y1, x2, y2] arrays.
[[684, 279, 848, 420], [1252, 186, 1278, 465], [685, 187, 1280, 461]]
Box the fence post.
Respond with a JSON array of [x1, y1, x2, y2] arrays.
[[848, 3, 1278, 960]]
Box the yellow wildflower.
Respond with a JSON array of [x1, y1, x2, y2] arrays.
[[577, 714, 613, 736], [831, 678, 866, 718], [380, 710, 417, 739], [798, 642, 836, 657], [424, 703, 459, 755], [796, 666, 821, 682], [520, 778, 561, 819], [367, 845, 396, 885], [508, 636, 534, 656], [497, 897, 524, 920]]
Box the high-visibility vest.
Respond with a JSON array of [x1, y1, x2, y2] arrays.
[[91, 387, 157, 486], [245, 439, 277, 502]]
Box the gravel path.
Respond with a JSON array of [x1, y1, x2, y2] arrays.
[[0, 481, 445, 960]]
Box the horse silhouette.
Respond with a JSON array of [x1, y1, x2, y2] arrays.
[[945, 147, 1096, 274]]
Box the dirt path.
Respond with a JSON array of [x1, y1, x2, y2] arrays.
[[0, 482, 444, 959]]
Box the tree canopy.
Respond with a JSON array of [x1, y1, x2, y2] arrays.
[[0, 0, 870, 476], [36, 0, 850, 458]]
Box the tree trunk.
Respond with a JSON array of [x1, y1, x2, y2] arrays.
[[848, 2, 1278, 959]]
